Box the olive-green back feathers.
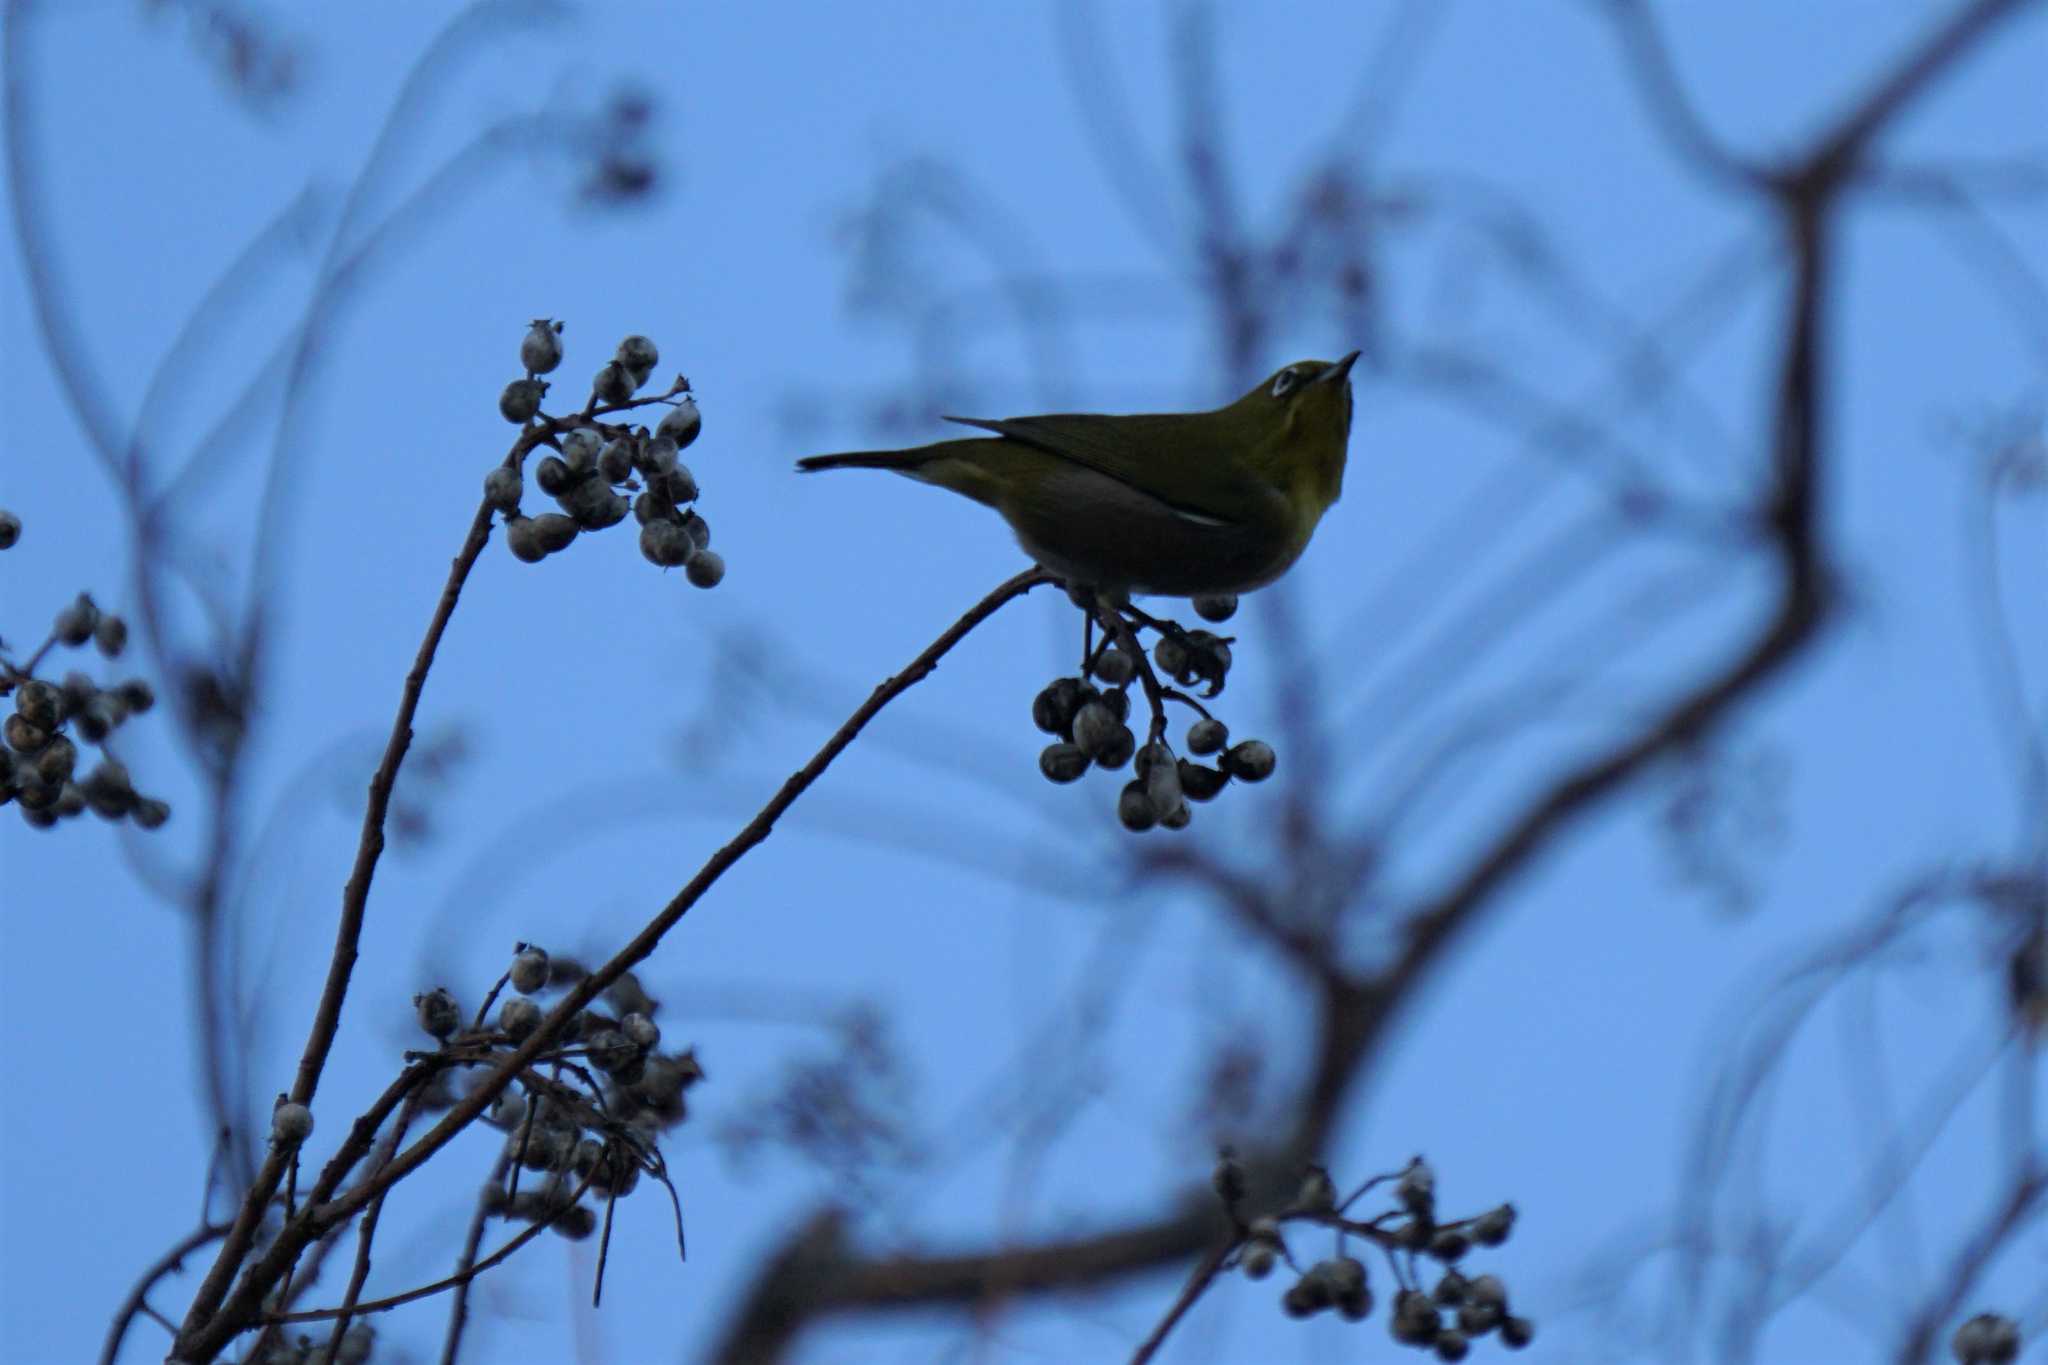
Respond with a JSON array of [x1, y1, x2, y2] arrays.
[[793, 354, 1357, 595]]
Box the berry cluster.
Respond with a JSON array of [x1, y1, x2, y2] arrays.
[[1216, 1151, 1531, 1360], [411, 945, 703, 1247], [1033, 589, 1275, 831], [1, 559, 169, 831], [490, 322, 724, 588]]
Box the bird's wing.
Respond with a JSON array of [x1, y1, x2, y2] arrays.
[[943, 412, 1253, 527]]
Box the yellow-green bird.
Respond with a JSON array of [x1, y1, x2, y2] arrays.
[[796, 353, 1359, 598]]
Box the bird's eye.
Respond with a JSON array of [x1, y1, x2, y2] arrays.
[[1270, 369, 1299, 399]]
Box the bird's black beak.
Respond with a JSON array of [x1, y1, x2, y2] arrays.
[[1317, 350, 1361, 386]]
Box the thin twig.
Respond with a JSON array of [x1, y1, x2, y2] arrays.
[[267, 1166, 606, 1327], [174, 470, 522, 1348], [98, 1222, 231, 1365], [175, 567, 1053, 1362], [1129, 1238, 1237, 1365], [437, 1149, 515, 1365], [323, 1084, 433, 1359]]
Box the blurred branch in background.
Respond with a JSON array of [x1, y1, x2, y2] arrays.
[[5, 0, 652, 1190], [711, 1, 2044, 1360]]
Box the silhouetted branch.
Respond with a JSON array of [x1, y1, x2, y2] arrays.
[[173, 567, 1053, 1361]]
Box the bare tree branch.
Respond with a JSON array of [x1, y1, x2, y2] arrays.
[[173, 567, 1053, 1361]]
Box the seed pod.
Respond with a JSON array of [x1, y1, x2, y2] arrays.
[[588, 1028, 637, 1073], [15, 776, 59, 813], [1463, 1274, 1507, 1311], [415, 987, 461, 1039], [1295, 1165, 1336, 1212], [1032, 680, 1082, 737], [500, 377, 547, 423], [1177, 759, 1228, 802], [1116, 781, 1156, 832], [1071, 701, 1120, 758], [83, 757, 136, 822], [664, 464, 700, 504], [504, 517, 546, 562], [640, 434, 680, 478], [54, 593, 100, 646], [14, 680, 62, 731], [116, 679, 156, 714], [529, 514, 579, 555], [567, 479, 629, 530], [520, 319, 564, 375], [499, 996, 542, 1042], [1092, 724, 1135, 770], [4, 714, 47, 753], [559, 426, 602, 470], [60, 672, 95, 718], [1949, 1314, 2017, 1365], [33, 734, 77, 784], [1092, 646, 1135, 686], [685, 550, 725, 589], [657, 397, 702, 450], [485, 1091, 527, 1130], [535, 455, 575, 497], [272, 1101, 315, 1145], [1220, 739, 1276, 782], [634, 1053, 690, 1109], [1391, 1288, 1442, 1344], [598, 438, 636, 484], [1038, 742, 1088, 784], [1144, 752, 1183, 819], [639, 520, 691, 568], [94, 614, 128, 658], [483, 466, 523, 514], [615, 334, 658, 373], [509, 946, 550, 994], [1428, 1228, 1470, 1263], [622, 1011, 660, 1048], [552, 1203, 597, 1241], [633, 490, 670, 525], [1471, 1203, 1515, 1246], [592, 359, 636, 404]]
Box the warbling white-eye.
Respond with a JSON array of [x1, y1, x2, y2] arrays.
[[796, 353, 1359, 597]]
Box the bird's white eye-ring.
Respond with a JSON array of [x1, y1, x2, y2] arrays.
[[1270, 368, 1299, 399]]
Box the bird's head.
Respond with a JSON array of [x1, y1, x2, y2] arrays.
[[1235, 351, 1359, 512]]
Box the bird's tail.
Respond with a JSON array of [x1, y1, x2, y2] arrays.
[[795, 438, 1008, 510], [795, 449, 927, 473]]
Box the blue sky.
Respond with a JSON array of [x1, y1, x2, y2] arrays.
[[3, 3, 2044, 1362]]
